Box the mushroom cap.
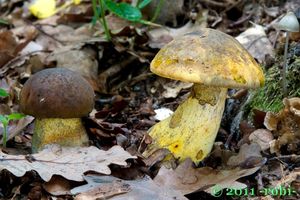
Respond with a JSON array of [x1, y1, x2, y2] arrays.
[[150, 28, 265, 89], [20, 68, 95, 118], [274, 12, 299, 32]]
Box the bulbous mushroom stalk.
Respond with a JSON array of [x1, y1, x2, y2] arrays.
[[143, 29, 265, 163], [147, 84, 227, 161], [32, 118, 88, 152], [20, 68, 95, 152]]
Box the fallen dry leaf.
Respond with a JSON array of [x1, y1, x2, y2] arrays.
[[264, 111, 279, 131], [161, 79, 193, 99], [45, 49, 99, 91], [143, 0, 184, 26], [71, 175, 187, 200], [0, 145, 136, 181], [154, 158, 263, 195], [265, 98, 300, 154], [249, 129, 274, 151], [0, 30, 18, 67], [148, 21, 207, 49], [236, 24, 274, 63], [43, 175, 72, 196], [227, 143, 262, 166], [74, 178, 131, 200], [271, 168, 300, 187], [0, 115, 34, 144]]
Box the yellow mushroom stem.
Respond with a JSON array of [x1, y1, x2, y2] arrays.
[[32, 118, 89, 152], [144, 83, 228, 163]]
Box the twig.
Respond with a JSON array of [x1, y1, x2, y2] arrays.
[[229, 13, 253, 27], [201, 0, 228, 7]]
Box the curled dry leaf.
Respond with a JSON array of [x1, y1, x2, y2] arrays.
[[227, 143, 263, 167], [71, 175, 187, 200], [75, 180, 131, 200], [161, 80, 193, 99], [0, 114, 34, 145], [249, 129, 274, 151], [154, 158, 262, 195], [264, 112, 279, 131], [0, 30, 18, 68], [0, 145, 136, 182], [4, 116, 35, 144], [264, 98, 300, 154], [43, 175, 72, 196]]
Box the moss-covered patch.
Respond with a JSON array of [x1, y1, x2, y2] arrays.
[[245, 44, 300, 114]]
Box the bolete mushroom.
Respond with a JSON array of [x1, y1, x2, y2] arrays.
[[20, 68, 94, 152], [144, 29, 265, 163]]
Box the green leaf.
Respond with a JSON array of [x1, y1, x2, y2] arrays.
[[7, 113, 25, 121], [0, 88, 9, 97], [0, 19, 9, 25], [104, 0, 142, 21], [137, 0, 151, 9], [0, 115, 8, 125]]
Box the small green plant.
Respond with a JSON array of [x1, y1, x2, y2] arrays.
[[91, 0, 154, 41], [0, 19, 9, 25], [0, 89, 25, 147], [0, 88, 9, 97]]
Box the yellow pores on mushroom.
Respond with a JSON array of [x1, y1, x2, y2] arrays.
[[144, 28, 265, 163]]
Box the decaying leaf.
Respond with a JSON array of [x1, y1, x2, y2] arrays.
[[236, 24, 274, 63], [249, 129, 274, 151], [264, 111, 279, 131], [74, 179, 131, 200], [264, 98, 300, 154], [148, 21, 207, 49], [161, 79, 193, 99], [0, 145, 136, 181], [154, 158, 263, 195], [0, 115, 34, 144], [71, 175, 187, 200], [227, 143, 263, 167], [45, 49, 99, 91], [43, 175, 72, 196], [142, 0, 184, 26], [0, 30, 18, 68]]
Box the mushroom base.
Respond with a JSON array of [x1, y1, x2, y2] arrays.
[[144, 84, 227, 163], [32, 118, 89, 152]]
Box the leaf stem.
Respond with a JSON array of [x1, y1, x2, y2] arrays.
[[99, 0, 111, 41], [2, 123, 7, 147], [92, 0, 100, 21], [151, 0, 165, 22]]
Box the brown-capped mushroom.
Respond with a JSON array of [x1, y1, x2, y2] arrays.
[[143, 29, 265, 163], [20, 68, 94, 152]]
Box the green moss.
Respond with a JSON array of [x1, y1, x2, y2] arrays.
[[246, 45, 300, 114]]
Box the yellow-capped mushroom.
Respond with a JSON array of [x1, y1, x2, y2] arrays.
[[144, 28, 265, 163]]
